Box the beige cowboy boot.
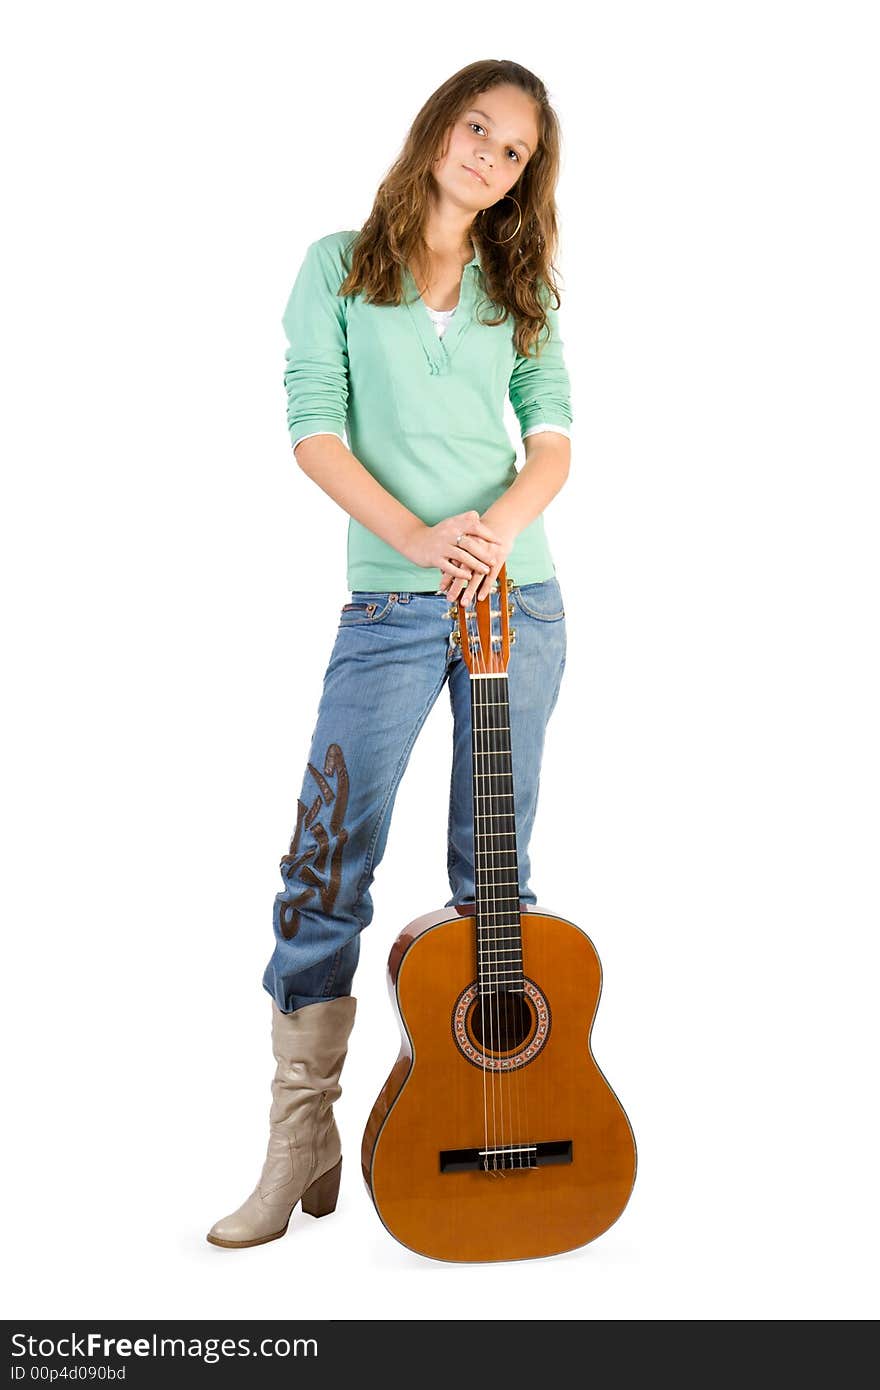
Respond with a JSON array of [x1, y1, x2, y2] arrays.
[[207, 995, 357, 1249]]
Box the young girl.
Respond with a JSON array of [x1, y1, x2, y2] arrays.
[[208, 58, 573, 1249]]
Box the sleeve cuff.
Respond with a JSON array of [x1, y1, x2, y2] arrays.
[[522, 422, 572, 440], [292, 429, 347, 453]]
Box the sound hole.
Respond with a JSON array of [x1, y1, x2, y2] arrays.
[[468, 992, 534, 1055]]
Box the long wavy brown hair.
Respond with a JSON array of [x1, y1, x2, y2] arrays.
[[336, 59, 564, 358]]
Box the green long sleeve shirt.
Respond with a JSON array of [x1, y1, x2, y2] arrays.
[[281, 229, 573, 591]]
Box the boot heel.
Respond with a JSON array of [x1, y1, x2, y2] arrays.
[[301, 1157, 342, 1217]]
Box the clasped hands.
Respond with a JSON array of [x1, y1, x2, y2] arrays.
[[405, 510, 514, 607]]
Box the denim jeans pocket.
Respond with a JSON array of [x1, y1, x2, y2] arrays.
[[339, 593, 398, 626], [512, 577, 565, 622]]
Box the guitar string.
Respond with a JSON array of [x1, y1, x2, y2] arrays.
[[474, 618, 492, 1171], [487, 586, 530, 1170], [484, 603, 515, 1167], [468, 593, 511, 1170], [504, 585, 533, 1171], [501, 650, 529, 1172], [468, 600, 501, 1169], [465, 601, 489, 1164], [481, 601, 506, 1170], [481, 605, 503, 1170], [492, 603, 517, 1167], [480, 592, 515, 1170]]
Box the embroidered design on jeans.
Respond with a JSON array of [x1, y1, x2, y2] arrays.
[[278, 742, 350, 940]]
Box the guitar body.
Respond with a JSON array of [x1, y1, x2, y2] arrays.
[[362, 902, 637, 1264], [363, 567, 636, 1262]]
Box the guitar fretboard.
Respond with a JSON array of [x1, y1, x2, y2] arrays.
[[470, 672, 523, 993]]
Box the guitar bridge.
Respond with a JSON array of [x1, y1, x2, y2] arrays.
[[439, 1140, 572, 1173]]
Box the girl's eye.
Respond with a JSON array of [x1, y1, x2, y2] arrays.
[[468, 121, 519, 162]]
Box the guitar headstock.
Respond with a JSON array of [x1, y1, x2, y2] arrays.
[[450, 563, 516, 675]]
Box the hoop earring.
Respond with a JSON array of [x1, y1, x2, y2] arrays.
[[478, 194, 523, 244]]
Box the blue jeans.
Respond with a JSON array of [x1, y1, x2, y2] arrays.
[[262, 577, 567, 1013]]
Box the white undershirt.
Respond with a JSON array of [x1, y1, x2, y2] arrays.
[[423, 302, 458, 337]]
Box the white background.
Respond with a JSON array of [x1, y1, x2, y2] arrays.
[[3, 0, 878, 1321]]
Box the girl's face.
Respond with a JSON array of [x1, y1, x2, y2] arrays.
[[433, 84, 540, 213]]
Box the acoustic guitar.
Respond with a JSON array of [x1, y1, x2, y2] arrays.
[[361, 564, 636, 1262]]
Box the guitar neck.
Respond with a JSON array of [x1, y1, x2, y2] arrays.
[[469, 670, 524, 994]]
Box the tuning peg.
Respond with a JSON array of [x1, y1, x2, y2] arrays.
[[508, 601, 515, 617], [450, 628, 461, 645], [509, 628, 516, 644]]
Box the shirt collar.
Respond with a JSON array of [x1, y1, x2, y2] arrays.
[[466, 237, 483, 272]]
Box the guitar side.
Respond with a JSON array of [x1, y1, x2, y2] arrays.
[[362, 904, 637, 1264]]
